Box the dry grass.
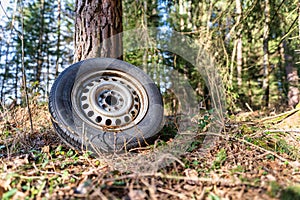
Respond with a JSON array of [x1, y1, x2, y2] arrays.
[[1, 103, 300, 199]]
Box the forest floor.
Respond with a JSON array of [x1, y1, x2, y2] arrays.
[[0, 103, 300, 200]]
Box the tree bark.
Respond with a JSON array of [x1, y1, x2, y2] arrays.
[[74, 0, 123, 62], [285, 55, 299, 108], [236, 0, 243, 88], [55, 0, 61, 78], [282, 40, 300, 108], [262, 0, 270, 108], [142, 1, 149, 73], [37, 0, 45, 86]]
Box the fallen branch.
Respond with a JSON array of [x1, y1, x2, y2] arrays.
[[238, 137, 300, 168], [188, 132, 300, 168], [260, 107, 300, 123], [102, 172, 257, 187], [263, 129, 300, 133]]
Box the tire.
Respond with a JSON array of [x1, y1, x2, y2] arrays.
[[49, 58, 164, 153]]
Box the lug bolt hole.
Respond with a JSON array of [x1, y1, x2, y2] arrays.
[[116, 119, 121, 125], [96, 116, 102, 123], [131, 111, 136, 116], [106, 119, 112, 126], [124, 116, 130, 122], [87, 111, 94, 117]]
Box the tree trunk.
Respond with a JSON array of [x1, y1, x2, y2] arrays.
[[279, 42, 285, 105], [46, 38, 50, 98], [236, 0, 243, 88], [285, 55, 299, 108], [55, 0, 61, 78], [36, 0, 45, 85], [179, 0, 184, 31], [282, 40, 300, 108], [142, 1, 149, 73], [262, 0, 270, 108], [14, 56, 19, 103], [74, 0, 123, 62], [0, 40, 4, 102]]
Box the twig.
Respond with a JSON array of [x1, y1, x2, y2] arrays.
[[190, 132, 300, 168], [201, 132, 300, 168], [20, 3, 34, 136], [260, 107, 300, 122], [263, 129, 300, 133], [237, 137, 300, 168], [157, 187, 187, 199], [245, 103, 253, 113], [102, 172, 257, 187], [32, 162, 79, 180], [140, 178, 158, 200]]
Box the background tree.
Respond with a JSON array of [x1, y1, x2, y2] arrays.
[[0, 0, 73, 104], [0, 0, 299, 111], [262, 0, 270, 107], [235, 0, 243, 89]]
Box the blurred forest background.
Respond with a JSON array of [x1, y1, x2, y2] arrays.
[[1, 1, 300, 199], [0, 0, 299, 113]]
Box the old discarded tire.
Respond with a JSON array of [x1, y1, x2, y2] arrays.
[[49, 58, 164, 153]]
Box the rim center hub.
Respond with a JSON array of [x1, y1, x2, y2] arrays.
[[105, 95, 118, 106]]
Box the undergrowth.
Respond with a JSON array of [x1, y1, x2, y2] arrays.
[[1, 103, 300, 199]]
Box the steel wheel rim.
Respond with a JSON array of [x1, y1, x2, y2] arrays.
[[71, 70, 149, 131]]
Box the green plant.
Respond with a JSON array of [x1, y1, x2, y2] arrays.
[[211, 148, 227, 170], [267, 181, 281, 198], [230, 165, 244, 174], [198, 110, 212, 131], [159, 122, 178, 141], [187, 140, 202, 152], [280, 185, 300, 200], [209, 193, 221, 200], [2, 189, 18, 200], [198, 115, 210, 131]]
